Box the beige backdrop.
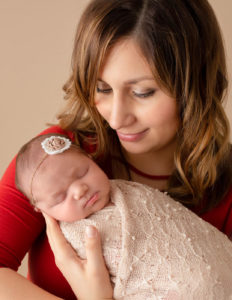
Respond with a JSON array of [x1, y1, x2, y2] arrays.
[[0, 0, 231, 277]]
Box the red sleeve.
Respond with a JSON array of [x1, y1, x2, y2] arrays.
[[0, 156, 44, 270], [222, 187, 232, 239], [0, 126, 74, 270], [200, 186, 232, 239]]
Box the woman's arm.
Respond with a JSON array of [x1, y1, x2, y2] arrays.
[[0, 219, 114, 300], [43, 213, 114, 300], [0, 268, 63, 300], [0, 157, 59, 299]]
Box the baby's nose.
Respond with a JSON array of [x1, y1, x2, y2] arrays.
[[73, 184, 88, 200]]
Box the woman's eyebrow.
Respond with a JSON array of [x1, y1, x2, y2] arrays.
[[97, 76, 155, 85]]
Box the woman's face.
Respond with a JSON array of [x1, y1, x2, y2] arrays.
[[95, 38, 179, 157]]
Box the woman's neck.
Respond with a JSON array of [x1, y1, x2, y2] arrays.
[[119, 148, 175, 191], [112, 156, 170, 190], [111, 138, 176, 190], [129, 172, 169, 191], [123, 149, 175, 177]]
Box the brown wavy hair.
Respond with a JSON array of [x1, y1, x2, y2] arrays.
[[57, 0, 232, 212]]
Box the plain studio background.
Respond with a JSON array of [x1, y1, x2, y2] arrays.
[[0, 0, 231, 277]]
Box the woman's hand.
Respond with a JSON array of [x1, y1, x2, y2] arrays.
[[42, 213, 114, 300]]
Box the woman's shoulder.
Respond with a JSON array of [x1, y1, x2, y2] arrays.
[[0, 125, 95, 187], [0, 125, 72, 186]]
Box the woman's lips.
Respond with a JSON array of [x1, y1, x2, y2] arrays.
[[84, 192, 99, 208], [116, 129, 149, 142]]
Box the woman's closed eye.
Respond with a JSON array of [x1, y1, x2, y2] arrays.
[[96, 87, 112, 94], [96, 86, 156, 99], [133, 89, 156, 98]]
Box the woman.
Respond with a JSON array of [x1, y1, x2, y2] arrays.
[[0, 0, 231, 299]]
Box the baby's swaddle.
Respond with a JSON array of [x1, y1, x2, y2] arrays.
[[60, 180, 232, 300]]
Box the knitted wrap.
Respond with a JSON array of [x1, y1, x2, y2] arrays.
[[60, 180, 232, 300]]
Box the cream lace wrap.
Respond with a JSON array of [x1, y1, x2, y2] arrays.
[[60, 180, 232, 300]]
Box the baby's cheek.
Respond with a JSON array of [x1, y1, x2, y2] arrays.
[[48, 207, 62, 220]]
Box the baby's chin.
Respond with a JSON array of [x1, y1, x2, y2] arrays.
[[51, 212, 82, 223], [58, 216, 83, 223], [58, 209, 98, 223]]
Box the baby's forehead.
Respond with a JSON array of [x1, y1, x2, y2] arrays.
[[40, 148, 88, 171], [56, 147, 88, 162]]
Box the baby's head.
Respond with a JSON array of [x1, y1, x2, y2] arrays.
[[15, 134, 110, 222]]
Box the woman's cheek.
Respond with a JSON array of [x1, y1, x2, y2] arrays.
[[95, 98, 110, 121]]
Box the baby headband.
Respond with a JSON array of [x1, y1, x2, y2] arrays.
[[30, 136, 71, 203], [41, 135, 71, 155]]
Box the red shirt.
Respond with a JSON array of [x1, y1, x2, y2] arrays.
[[0, 126, 232, 299]]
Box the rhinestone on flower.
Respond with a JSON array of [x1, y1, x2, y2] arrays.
[[41, 136, 71, 155]]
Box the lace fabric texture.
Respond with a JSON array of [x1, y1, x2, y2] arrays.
[[60, 180, 232, 300]]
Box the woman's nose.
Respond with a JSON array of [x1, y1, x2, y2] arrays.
[[71, 183, 88, 200], [108, 94, 135, 130]]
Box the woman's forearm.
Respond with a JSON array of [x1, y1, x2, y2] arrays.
[[0, 268, 63, 300]]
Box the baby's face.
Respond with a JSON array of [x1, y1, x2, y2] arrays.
[[33, 149, 110, 222]]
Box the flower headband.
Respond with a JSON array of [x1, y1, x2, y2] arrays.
[[41, 136, 71, 155], [30, 136, 72, 203]]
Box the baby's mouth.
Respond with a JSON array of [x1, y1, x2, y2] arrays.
[[84, 192, 99, 208]]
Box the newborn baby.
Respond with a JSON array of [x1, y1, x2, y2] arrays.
[[15, 134, 232, 300]]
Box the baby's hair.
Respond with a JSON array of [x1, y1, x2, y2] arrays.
[[15, 133, 86, 206]]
